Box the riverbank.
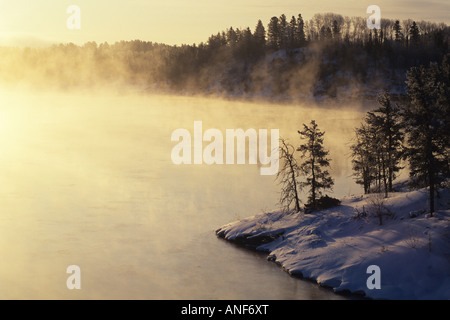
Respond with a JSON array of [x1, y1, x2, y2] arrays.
[[216, 186, 450, 300]]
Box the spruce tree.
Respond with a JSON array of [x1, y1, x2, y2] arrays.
[[267, 16, 280, 50], [365, 91, 405, 195], [226, 27, 238, 48], [351, 124, 378, 194], [288, 16, 297, 50], [279, 14, 288, 50], [296, 14, 306, 47], [297, 120, 334, 209], [409, 21, 420, 45], [402, 56, 450, 215], [393, 20, 404, 42], [254, 20, 266, 49]]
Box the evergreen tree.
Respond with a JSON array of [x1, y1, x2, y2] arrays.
[[235, 27, 255, 61], [402, 56, 450, 215], [288, 16, 297, 49], [351, 124, 378, 194], [279, 14, 288, 50], [254, 19, 266, 49], [393, 20, 404, 42], [296, 14, 306, 47], [365, 91, 405, 196], [297, 120, 334, 209], [409, 21, 420, 45], [226, 27, 238, 48], [267, 16, 280, 50]]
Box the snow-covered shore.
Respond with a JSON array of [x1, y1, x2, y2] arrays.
[[216, 187, 450, 300]]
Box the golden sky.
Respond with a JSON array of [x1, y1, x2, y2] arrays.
[[0, 0, 448, 46]]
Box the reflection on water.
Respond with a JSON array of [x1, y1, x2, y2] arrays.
[[0, 89, 364, 299]]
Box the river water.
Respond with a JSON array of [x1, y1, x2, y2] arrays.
[[0, 89, 365, 299]]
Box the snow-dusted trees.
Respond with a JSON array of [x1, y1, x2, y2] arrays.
[[351, 92, 404, 196], [277, 121, 337, 213], [401, 55, 450, 215], [0, 11, 447, 98], [297, 120, 334, 209], [351, 56, 449, 213], [367, 92, 405, 195], [351, 124, 377, 194]]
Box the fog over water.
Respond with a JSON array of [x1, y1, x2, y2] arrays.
[[0, 88, 366, 299]]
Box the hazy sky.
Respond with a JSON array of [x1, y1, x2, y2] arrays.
[[0, 0, 448, 46]]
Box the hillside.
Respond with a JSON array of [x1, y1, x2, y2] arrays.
[[0, 12, 448, 101]]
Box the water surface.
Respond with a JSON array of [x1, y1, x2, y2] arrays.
[[0, 89, 364, 299]]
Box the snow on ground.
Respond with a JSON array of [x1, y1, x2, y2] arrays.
[[216, 187, 450, 300]]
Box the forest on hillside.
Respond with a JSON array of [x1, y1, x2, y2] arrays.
[[0, 12, 448, 100]]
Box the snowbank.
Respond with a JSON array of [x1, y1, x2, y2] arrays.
[[216, 188, 450, 300]]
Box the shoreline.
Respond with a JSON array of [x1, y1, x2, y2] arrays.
[[215, 187, 450, 300], [215, 235, 370, 300]]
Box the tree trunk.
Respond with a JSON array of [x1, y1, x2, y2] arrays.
[[363, 167, 369, 194], [311, 134, 316, 209], [290, 164, 301, 212], [382, 154, 388, 198], [427, 133, 435, 216], [311, 158, 316, 209], [388, 132, 394, 192]]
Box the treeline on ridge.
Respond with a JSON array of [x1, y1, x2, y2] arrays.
[[0, 12, 448, 99]]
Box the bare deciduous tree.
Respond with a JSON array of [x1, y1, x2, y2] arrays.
[[277, 138, 302, 212]]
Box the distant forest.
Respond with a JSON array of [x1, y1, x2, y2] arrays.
[[0, 12, 449, 100]]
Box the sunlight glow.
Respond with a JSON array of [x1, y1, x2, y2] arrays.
[[0, 0, 448, 46]]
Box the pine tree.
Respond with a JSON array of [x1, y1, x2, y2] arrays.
[[296, 14, 306, 47], [279, 14, 288, 50], [351, 124, 378, 194], [366, 91, 405, 195], [236, 27, 255, 61], [254, 19, 266, 49], [402, 56, 450, 215], [226, 27, 238, 48], [288, 16, 297, 50], [439, 55, 450, 145], [409, 21, 420, 45], [297, 120, 334, 209], [267, 16, 280, 50], [363, 117, 385, 193], [393, 20, 404, 42], [351, 92, 405, 197]]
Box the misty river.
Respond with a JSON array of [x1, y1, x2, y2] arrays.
[[0, 88, 366, 299]]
